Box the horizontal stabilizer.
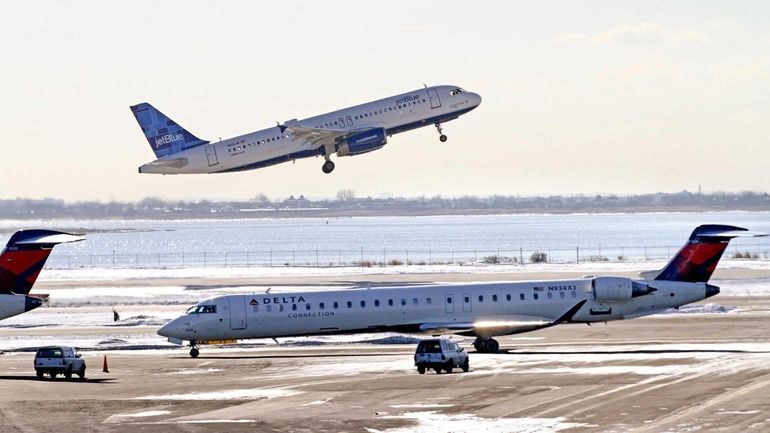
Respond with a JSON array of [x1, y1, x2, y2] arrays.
[[13, 232, 84, 246], [138, 157, 189, 174]]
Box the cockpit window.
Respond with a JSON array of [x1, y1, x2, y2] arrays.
[[186, 304, 217, 314], [449, 88, 464, 96]]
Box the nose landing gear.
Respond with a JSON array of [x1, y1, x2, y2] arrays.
[[189, 341, 199, 358], [435, 123, 447, 142]]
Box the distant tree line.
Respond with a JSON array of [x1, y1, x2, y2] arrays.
[[1, 191, 769, 219]]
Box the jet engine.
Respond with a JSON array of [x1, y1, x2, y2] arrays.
[[337, 128, 387, 156], [592, 277, 656, 301]]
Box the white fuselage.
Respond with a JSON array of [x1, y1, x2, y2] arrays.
[[159, 277, 713, 343], [139, 85, 481, 174]]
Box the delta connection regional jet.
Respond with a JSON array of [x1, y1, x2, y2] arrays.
[[130, 85, 481, 175], [159, 225, 766, 358], [0, 230, 83, 321]]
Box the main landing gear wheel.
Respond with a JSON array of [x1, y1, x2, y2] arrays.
[[435, 123, 447, 142], [322, 160, 335, 174], [473, 337, 500, 353]]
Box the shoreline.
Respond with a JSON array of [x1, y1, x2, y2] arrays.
[[1, 207, 770, 223]]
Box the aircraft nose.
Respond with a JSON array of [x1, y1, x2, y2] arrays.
[[157, 322, 171, 337], [470, 92, 482, 107], [158, 319, 181, 338]]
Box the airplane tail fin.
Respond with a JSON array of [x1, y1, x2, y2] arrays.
[[0, 230, 84, 295], [653, 225, 766, 283], [130, 103, 209, 158]]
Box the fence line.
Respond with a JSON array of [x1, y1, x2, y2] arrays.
[[43, 242, 769, 270]]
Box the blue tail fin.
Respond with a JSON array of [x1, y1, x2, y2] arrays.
[[130, 103, 209, 158]]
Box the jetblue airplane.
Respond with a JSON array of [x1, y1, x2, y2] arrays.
[[159, 225, 765, 358], [131, 85, 481, 175], [0, 230, 84, 321]]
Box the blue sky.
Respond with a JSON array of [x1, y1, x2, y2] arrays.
[[1, 1, 769, 200]]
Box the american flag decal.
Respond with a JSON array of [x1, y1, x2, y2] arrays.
[[533, 286, 544, 292]]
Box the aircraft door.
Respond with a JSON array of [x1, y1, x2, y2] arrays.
[[228, 296, 247, 330], [206, 145, 219, 166], [428, 88, 442, 109], [444, 294, 454, 314], [346, 116, 353, 126], [462, 293, 472, 312]]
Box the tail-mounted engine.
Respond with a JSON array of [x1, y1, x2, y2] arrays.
[[592, 277, 657, 301], [337, 128, 387, 156]]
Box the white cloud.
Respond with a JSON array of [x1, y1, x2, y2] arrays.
[[557, 22, 705, 46]]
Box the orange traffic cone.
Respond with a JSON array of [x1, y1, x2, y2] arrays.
[[102, 355, 109, 373]]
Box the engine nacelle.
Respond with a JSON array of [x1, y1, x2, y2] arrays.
[[592, 277, 656, 301], [337, 128, 387, 156]]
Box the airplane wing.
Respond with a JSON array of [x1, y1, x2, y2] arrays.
[[419, 300, 586, 338], [282, 124, 349, 148]]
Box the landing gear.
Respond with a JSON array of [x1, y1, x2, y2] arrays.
[[322, 160, 335, 174], [435, 123, 447, 142], [189, 341, 199, 358], [473, 337, 500, 353]]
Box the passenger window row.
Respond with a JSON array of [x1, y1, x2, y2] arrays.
[[465, 291, 578, 303], [255, 296, 434, 313], [227, 134, 291, 153], [312, 99, 428, 128], [254, 290, 578, 313]]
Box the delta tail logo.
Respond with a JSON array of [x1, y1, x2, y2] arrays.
[[154, 133, 184, 148]]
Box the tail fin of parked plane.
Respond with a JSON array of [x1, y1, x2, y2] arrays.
[[652, 225, 767, 283], [0, 230, 84, 295], [130, 103, 209, 158]]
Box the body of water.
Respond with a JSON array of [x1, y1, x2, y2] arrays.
[[0, 212, 767, 268]]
